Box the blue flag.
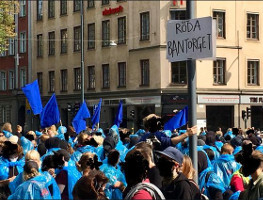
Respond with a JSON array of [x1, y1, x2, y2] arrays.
[[114, 100, 123, 127], [164, 106, 188, 131], [72, 102, 91, 134], [22, 80, 42, 115], [40, 94, 60, 128], [92, 99, 102, 128]]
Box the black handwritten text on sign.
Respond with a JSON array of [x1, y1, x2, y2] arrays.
[[166, 17, 216, 62]]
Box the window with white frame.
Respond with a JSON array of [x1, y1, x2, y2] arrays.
[[140, 12, 150, 41], [8, 38, 15, 56], [213, 59, 226, 85], [74, 68, 81, 90], [37, 0, 43, 20], [118, 62, 126, 87], [102, 20, 110, 47], [102, 64, 110, 88], [9, 71, 14, 90], [171, 61, 187, 84], [140, 60, 149, 86], [19, 0, 26, 17], [247, 13, 259, 40], [49, 71, 55, 92], [247, 60, 259, 85], [0, 72, 6, 91], [20, 68, 26, 88], [88, 66, 95, 89], [20, 32, 26, 53]]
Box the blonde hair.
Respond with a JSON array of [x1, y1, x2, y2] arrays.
[[1, 122, 12, 132], [181, 155, 196, 180], [221, 143, 234, 155], [25, 150, 40, 162], [77, 133, 89, 146], [27, 131, 37, 140]]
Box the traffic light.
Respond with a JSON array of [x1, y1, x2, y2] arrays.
[[242, 110, 247, 119], [67, 103, 72, 112], [247, 107, 251, 118], [130, 110, 135, 118], [74, 103, 80, 112]]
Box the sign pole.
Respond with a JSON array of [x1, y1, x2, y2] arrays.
[[187, 0, 198, 182]]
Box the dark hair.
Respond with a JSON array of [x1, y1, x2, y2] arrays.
[[205, 131, 216, 146], [107, 149, 120, 167], [41, 155, 56, 171], [144, 115, 164, 133], [73, 170, 108, 200], [123, 149, 149, 186], [204, 148, 215, 161], [2, 142, 23, 159], [23, 161, 39, 181]]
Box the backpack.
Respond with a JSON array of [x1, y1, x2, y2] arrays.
[[124, 182, 165, 200]]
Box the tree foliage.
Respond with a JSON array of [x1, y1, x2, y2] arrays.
[[0, 0, 19, 53]]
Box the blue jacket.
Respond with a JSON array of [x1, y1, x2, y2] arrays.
[[139, 131, 172, 150], [0, 157, 25, 180], [8, 175, 52, 200], [100, 163, 127, 199], [213, 154, 241, 189], [70, 145, 96, 162], [9, 171, 61, 199]]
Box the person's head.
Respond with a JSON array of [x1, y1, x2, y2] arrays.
[[181, 155, 196, 180], [23, 161, 40, 181], [47, 126, 57, 138], [198, 151, 208, 174], [204, 148, 214, 161], [53, 149, 70, 169], [45, 137, 61, 150], [103, 136, 117, 156], [25, 150, 41, 168], [76, 152, 102, 175], [2, 136, 23, 160], [17, 125, 22, 133], [107, 149, 120, 167], [73, 170, 108, 200], [205, 131, 216, 146], [156, 147, 183, 179], [221, 143, 234, 155], [39, 134, 50, 144], [1, 122, 12, 133], [135, 142, 154, 166], [242, 150, 263, 177], [41, 155, 56, 172], [123, 149, 149, 186], [143, 114, 163, 133], [77, 133, 90, 146]]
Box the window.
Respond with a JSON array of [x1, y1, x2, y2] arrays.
[[0, 72, 6, 91], [74, 26, 81, 51], [140, 60, 149, 86], [74, 68, 81, 90], [247, 60, 259, 85], [102, 64, 110, 88], [102, 0, 109, 6], [48, 31, 55, 55], [9, 71, 14, 90], [37, 0, 43, 20], [60, 0, 67, 15], [37, 72, 43, 93], [118, 62, 126, 87], [140, 12, 150, 41], [61, 29, 67, 54], [213, 59, 226, 85], [19, 0, 26, 17], [247, 13, 259, 39], [88, 66, 95, 89], [213, 11, 225, 38], [20, 32, 26, 53], [171, 61, 187, 84], [88, 23, 95, 49], [8, 38, 15, 56], [61, 69, 67, 91], [170, 9, 186, 20], [74, 0, 81, 12], [87, 0, 94, 8], [20, 68, 26, 88], [118, 17, 126, 44], [1, 106, 6, 123], [0, 49, 6, 57], [49, 71, 55, 92], [37, 34, 43, 57], [102, 20, 110, 47], [48, 0, 55, 18]]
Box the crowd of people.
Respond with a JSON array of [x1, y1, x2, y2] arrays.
[[0, 113, 263, 200]]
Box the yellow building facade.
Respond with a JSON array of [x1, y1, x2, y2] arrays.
[[31, 0, 263, 131]]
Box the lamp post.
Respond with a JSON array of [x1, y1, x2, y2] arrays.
[[81, 0, 85, 103]]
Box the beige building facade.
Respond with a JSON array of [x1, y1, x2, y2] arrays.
[[31, 0, 263, 132]]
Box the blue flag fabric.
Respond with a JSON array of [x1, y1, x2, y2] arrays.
[[40, 94, 60, 128], [114, 100, 123, 127], [92, 99, 102, 128], [72, 102, 91, 134], [22, 80, 42, 115], [164, 106, 188, 131]]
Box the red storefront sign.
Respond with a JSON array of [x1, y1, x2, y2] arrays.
[[173, 0, 183, 6], [102, 5, 123, 16]]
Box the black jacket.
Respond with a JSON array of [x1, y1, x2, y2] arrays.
[[162, 173, 197, 200]]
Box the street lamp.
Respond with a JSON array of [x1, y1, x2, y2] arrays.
[[81, 0, 85, 103]]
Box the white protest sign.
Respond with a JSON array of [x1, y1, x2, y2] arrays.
[[166, 16, 216, 62]]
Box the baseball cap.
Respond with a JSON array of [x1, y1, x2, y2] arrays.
[[156, 146, 184, 165]]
